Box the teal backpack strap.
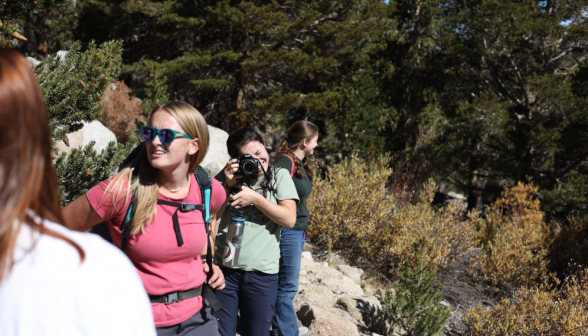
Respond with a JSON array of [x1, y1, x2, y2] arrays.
[[195, 167, 212, 224], [194, 166, 222, 312], [120, 191, 138, 251]]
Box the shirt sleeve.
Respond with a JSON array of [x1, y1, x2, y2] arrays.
[[276, 155, 293, 173], [274, 168, 299, 202], [86, 177, 132, 221], [210, 178, 227, 214], [214, 170, 226, 185]]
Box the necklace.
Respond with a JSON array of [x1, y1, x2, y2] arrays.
[[162, 176, 188, 193]]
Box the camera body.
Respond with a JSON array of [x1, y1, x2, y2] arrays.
[[236, 154, 260, 175]]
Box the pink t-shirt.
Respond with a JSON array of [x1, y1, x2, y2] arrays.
[[86, 173, 226, 327]]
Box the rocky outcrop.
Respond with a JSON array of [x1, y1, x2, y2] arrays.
[[297, 304, 360, 336], [293, 251, 385, 336], [55, 121, 117, 156], [201, 126, 230, 177]]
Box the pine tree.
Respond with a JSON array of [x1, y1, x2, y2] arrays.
[[0, 0, 64, 47], [41, 40, 139, 205], [71, 0, 392, 155], [375, 0, 448, 178], [380, 237, 450, 336], [435, 0, 588, 214], [137, 65, 170, 128], [2, 3, 136, 205]]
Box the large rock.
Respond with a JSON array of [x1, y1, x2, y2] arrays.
[[201, 125, 230, 176], [337, 265, 364, 284], [26, 57, 41, 68], [337, 296, 382, 328], [55, 121, 117, 156], [297, 303, 359, 336], [297, 284, 337, 308], [56, 50, 68, 62], [320, 275, 365, 296]]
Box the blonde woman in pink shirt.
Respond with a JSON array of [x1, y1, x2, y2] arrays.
[[63, 102, 226, 336]]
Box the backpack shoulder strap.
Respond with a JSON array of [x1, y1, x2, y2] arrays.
[[282, 154, 295, 177], [120, 188, 138, 251], [194, 166, 222, 312], [195, 166, 212, 223], [194, 166, 215, 271]]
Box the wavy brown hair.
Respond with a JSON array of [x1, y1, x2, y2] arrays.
[[0, 48, 84, 283], [275, 121, 319, 182]]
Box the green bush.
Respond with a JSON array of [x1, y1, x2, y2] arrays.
[[379, 237, 451, 336]]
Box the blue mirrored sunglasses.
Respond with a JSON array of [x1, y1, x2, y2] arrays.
[[140, 126, 193, 145]]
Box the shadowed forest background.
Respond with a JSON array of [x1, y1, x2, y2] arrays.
[[2, 0, 588, 334]]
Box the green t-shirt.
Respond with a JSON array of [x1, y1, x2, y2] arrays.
[[214, 168, 299, 274], [277, 155, 313, 231]]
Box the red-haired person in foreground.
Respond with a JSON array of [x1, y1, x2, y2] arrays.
[[0, 48, 156, 336]]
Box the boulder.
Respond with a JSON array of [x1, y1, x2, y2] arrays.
[[297, 284, 337, 308], [56, 50, 68, 62], [320, 275, 364, 296], [301, 257, 320, 269], [297, 303, 359, 336], [336, 297, 364, 322], [55, 121, 117, 156], [337, 296, 382, 328], [26, 57, 41, 68], [337, 265, 364, 284], [201, 125, 230, 177], [301, 251, 313, 261], [362, 283, 377, 296]]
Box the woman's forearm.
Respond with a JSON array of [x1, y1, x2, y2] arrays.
[[62, 195, 104, 231], [253, 195, 296, 229]]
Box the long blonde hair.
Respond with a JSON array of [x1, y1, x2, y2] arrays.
[[275, 120, 319, 182], [101, 101, 209, 235]]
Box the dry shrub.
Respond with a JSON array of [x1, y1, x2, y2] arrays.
[[472, 182, 550, 288], [100, 80, 143, 143], [307, 155, 475, 274], [465, 269, 588, 335]]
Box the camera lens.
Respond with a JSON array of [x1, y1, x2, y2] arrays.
[[242, 161, 257, 175]]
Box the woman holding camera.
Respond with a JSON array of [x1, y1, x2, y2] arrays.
[[0, 49, 155, 336], [214, 128, 298, 336], [272, 121, 319, 336], [62, 101, 226, 335]]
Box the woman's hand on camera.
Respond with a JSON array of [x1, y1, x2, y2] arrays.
[[223, 159, 241, 188], [230, 185, 261, 209]]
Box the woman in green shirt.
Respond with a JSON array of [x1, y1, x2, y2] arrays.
[[272, 121, 319, 336], [214, 128, 299, 336]]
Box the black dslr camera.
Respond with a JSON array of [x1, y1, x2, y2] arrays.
[[236, 154, 260, 175]]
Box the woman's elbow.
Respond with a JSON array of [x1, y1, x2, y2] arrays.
[[285, 210, 296, 229]]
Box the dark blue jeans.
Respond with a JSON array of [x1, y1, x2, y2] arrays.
[[216, 266, 278, 336], [272, 228, 306, 336]]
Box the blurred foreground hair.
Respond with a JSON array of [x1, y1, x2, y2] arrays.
[[0, 48, 84, 283]]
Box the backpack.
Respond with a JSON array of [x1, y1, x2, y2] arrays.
[[281, 154, 295, 177], [90, 142, 221, 311]]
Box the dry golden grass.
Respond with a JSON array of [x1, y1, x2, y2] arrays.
[[471, 183, 550, 289], [466, 269, 588, 335], [307, 155, 475, 274]]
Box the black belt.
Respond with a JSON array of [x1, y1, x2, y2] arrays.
[[149, 285, 202, 305]]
